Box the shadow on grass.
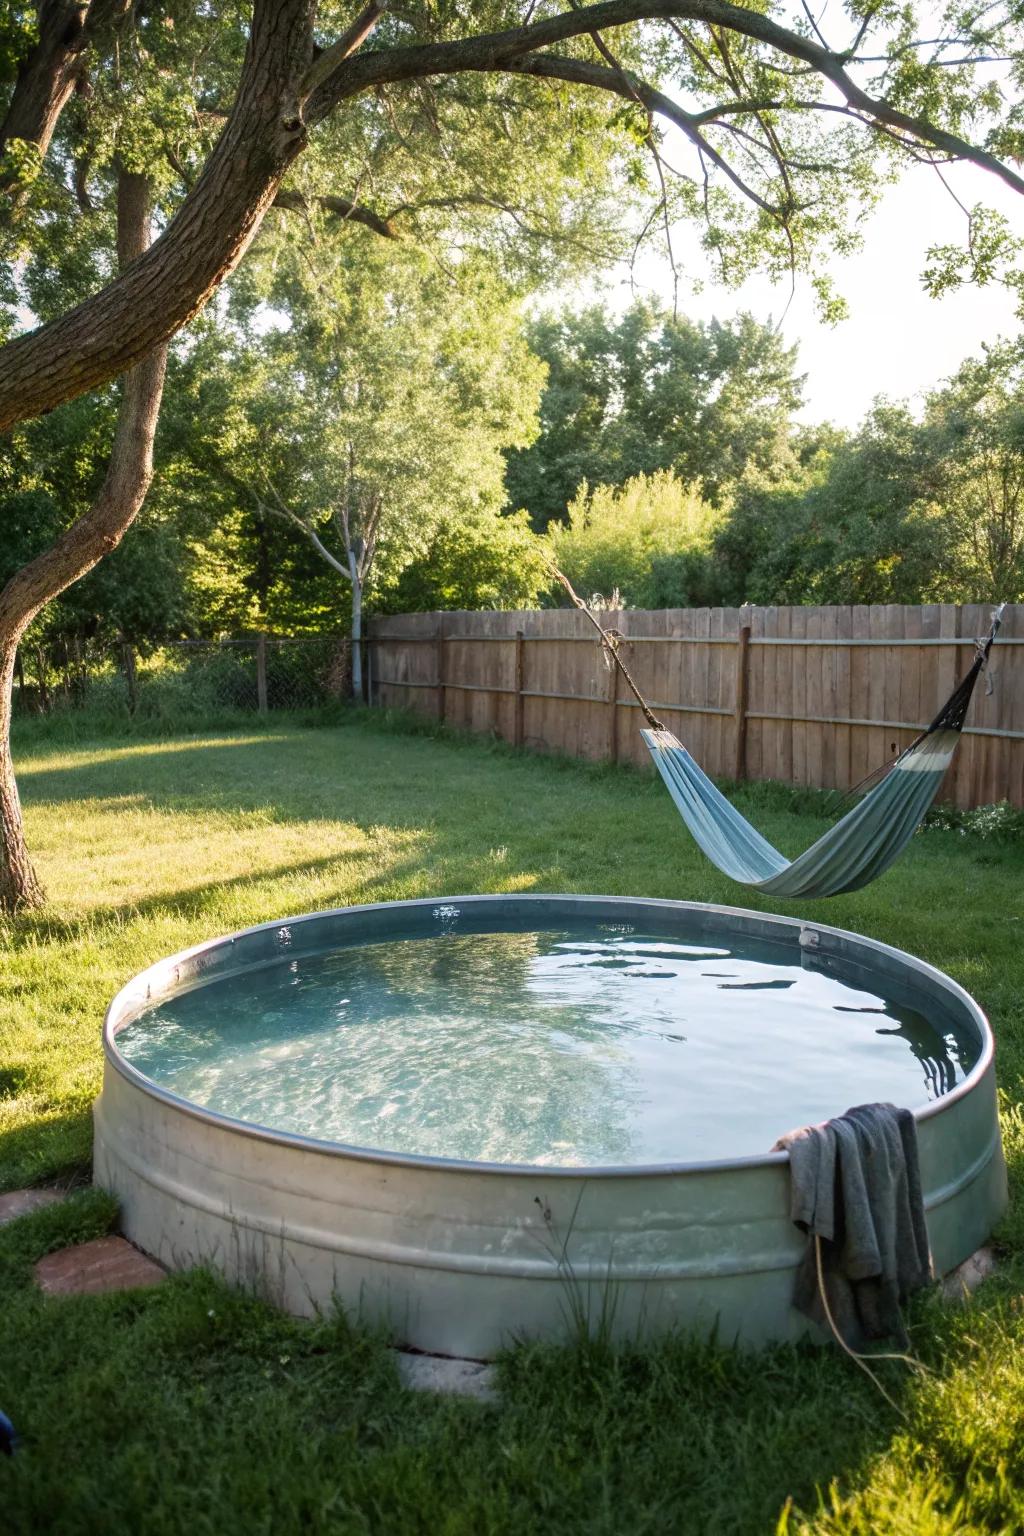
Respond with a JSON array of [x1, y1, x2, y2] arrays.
[[8, 727, 661, 936], [0, 1107, 95, 1191], [12, 725, 661, 821]]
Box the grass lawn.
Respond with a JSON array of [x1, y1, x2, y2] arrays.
[[3, 712, 1024, 1534]]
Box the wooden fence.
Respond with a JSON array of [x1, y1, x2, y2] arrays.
[[367, 604, 1024, 810]]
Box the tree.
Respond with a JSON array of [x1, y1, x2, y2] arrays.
[[920, 341, 1024, 600], [507, 303, 803, 526], [0, 0, 640, 905], [547, 469, 721, 607], [5, 1, 1024, 430], [714, 349, 1024, 607], [174, 239, 544, 695], [383, 507, 549, 613], [714, 405, 940, 605], [3, 0, 1024, 908]]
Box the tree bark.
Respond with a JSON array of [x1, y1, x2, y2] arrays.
[[0, 637, 44, 911], [0, 168, 166, 911], [1, 2, 92, 197]]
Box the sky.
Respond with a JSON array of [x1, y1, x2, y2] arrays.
[[599, 159, 1024, 429]]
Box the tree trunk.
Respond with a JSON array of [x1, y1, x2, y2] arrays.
[[0, 636, 45, 911], [0, 1, 97, 201], [349, 554, 363, 701], [34, 644, 50, 712], [0, 169, 166, 912]]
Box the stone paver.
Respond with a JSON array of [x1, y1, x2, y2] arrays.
[[0, 1188, 64, 1226], [396, 1351, 497, 1402], [34, 1236, 166, 1297], [941, 1245, 997, 1302]]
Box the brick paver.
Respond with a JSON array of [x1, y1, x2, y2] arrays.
[[34, 1236, 166, 1296], [0, 1188, 63, 1226]]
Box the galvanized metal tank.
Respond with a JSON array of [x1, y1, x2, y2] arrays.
[[94, 895, 1006, 1358]]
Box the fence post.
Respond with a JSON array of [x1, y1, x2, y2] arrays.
[[733, 614, 751, 781], [436, 617, 446, 722], [34, 645, 49, 713], [256, 632, 268, 715], [71, 635, 86, 700], [514, 629, 525, 747], [606, 646, 619, 763], [120, 640, 138, 715]]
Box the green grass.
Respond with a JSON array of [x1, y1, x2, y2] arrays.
[[3, 714, 1024, 1534]]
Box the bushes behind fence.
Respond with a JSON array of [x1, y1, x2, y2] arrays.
[[12, 636, 352, 731]]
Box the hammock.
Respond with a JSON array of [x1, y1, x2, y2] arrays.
[[641, 606, 1004, 898], [549, 568, 1005, 899]]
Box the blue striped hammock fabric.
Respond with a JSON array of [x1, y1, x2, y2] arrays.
[[641, 608, 1004, 900]]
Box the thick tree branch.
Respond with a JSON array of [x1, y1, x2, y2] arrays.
[[0, 171, 166, 640], [300, 1, 386, 104], [310, 0, 1024, 201], [272, 187, 402, 240], [0, 0, 317, 431]]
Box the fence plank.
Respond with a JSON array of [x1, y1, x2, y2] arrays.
[[606, 641, 620, 763], [368, 604, 1024, 809]]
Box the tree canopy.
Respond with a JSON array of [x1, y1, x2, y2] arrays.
[[162, 220, 546, 686], [920, 340, 1024, 600], [547, 469, 722, 606], [507, 302, 803, 527], [714, 349, 1024, 606]]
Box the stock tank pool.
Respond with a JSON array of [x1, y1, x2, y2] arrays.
[[94, 896, 1006, 1357]]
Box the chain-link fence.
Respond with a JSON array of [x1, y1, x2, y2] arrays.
[[12, 635, 352, 723]]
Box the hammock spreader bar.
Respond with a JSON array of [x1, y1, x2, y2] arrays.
[[642, 606, 1005, 899]]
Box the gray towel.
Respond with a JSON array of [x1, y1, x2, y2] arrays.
[[773, 1102, 932, 1349]]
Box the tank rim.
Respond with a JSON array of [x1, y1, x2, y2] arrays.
[[102, 893, 995, 1180]]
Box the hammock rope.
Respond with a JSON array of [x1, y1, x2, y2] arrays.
[[550, 566, 666, 731], [551, 565, 1005, 899]]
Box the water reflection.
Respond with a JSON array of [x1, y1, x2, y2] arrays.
[[874, 1023, 958, 1098], [716, 980, 796, 992], [834, 1002, 966, 1102]]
